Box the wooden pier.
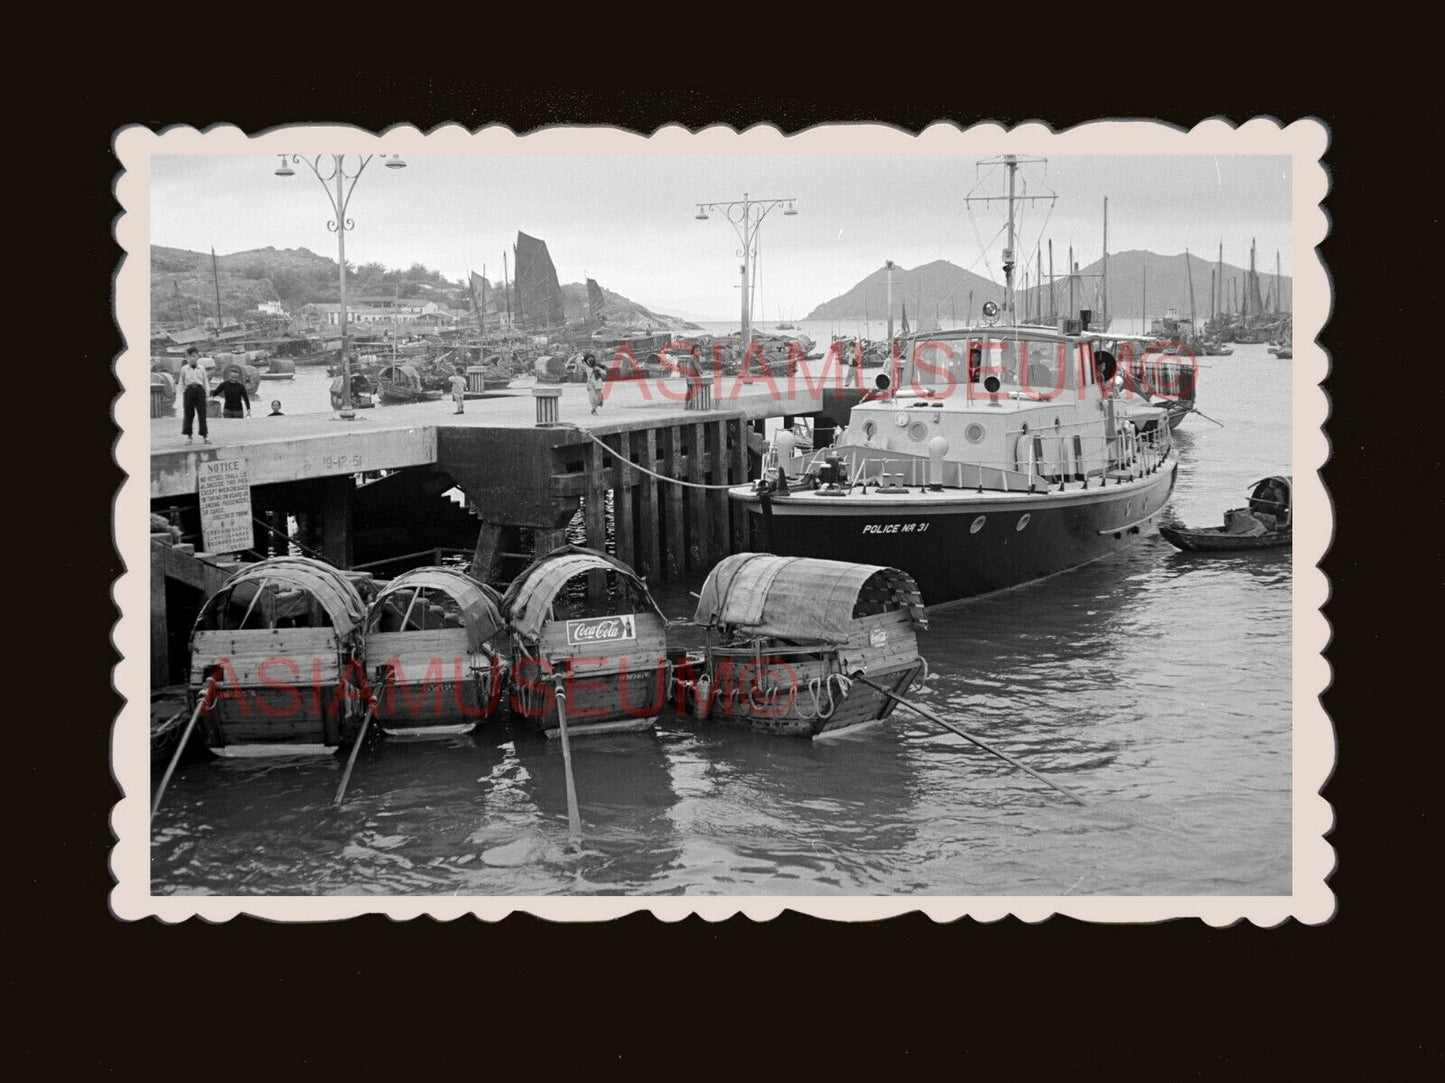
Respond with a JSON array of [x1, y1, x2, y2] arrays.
[[149, 375, 849, 685]]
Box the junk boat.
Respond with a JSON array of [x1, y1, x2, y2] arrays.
[[501, 545, 670, 738], [682, 553, 928, 738], [189, 557, 370, 754], [729, 156, 1178, 607], [1160, 476, 1292, 552], [363, 567, 509, 735]]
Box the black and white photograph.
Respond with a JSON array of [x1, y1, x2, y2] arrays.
[[114, 121, 1330, 920]]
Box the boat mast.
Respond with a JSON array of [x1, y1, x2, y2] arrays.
[[1048, 240, 1055, 321], [965, 154, 1051, 322], [1186, 248, 1197, 331], [1275, 250, 1282, 313], [1142, 258, 1148, 335], [502, 250, 512, 331], [1101, 197, 1109, 324], [1068, 245, 1076, 319], [210, 246, 223, 336], [885, 260, 896, 343]]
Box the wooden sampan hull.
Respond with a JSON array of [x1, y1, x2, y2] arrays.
[[371, 670, 506, 733], [510, 654, 671, 736], [696, 652, 923, 739], [1160, 525, 1291, 552]]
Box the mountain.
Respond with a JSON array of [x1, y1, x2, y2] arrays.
[[807, 250, 1293, 323], [806, 260, 1008, 324], [559, 281, 694, 329]]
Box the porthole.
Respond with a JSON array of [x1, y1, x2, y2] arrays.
[[970, 515, 986, 534], [862, 420, 877, 439], [894, 413, 911, 428], [1015, 513, 1031, 532], [908, 421, 929, 442], [964, 423, 986, 444]]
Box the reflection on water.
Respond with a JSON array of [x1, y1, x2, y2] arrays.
[[153, 348, 1294, 896]]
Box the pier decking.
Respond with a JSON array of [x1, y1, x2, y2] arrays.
[[150, 376, 850, 686]]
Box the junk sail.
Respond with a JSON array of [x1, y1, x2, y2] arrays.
[[513, 232, 566, 330], [587, 277, 605, 321]]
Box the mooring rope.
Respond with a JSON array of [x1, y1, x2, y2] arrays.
[[560, 423, 747, 491]]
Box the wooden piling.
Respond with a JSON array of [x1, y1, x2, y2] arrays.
[[637, 428, 660, 579], [687, 421, 707, 570], [585, 439, 608, 600], [708, 419, 730, 566], [612, 432, 635, 570], [730, 418, 750, 553], [663, 425, 685, 578]]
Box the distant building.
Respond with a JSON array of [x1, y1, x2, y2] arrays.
[[304, 300, 455, 327], [256, 300, 287, 316]]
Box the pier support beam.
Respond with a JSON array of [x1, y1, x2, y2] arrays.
[[321, 476, 354, 568], [150, 541, 169, 687]]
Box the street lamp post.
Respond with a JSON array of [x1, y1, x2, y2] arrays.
[[694, 193, 797, 346], [275, 153, 406, 419]]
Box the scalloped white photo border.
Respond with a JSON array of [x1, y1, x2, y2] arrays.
[[112, 118, 1333, 924]]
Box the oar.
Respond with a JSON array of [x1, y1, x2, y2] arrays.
[[551, 675, 583, 845], [153, 673, 218, 816], [1181, 404, 1225, 427], [855, 675, 1088, 806], [332, 693, 379, 809]]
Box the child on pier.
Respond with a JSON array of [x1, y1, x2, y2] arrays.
[[450, 367, 467, 414]]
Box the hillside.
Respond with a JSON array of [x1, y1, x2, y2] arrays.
[[151, 244, 692, 330], [807, 250, 1293, 322], [806, 260, 1005, 324]]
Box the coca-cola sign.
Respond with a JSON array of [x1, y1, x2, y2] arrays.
[[564, 614, 637, 647]]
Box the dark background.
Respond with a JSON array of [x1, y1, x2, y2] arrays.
[[19, 69, 1429, 1074]]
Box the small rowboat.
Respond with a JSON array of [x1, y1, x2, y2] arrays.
[[1161, 476, 1292, 553], [681, 553, 928, 738]]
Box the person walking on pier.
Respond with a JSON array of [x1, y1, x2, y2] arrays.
[[211, 369, 251, 420], [179, 347, 209, 443], [449, 366, 467, 414], [584, 355, 605, 415]]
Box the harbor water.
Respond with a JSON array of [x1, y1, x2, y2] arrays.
[[152, 339, 1294, 896]]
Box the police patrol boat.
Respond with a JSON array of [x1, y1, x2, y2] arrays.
[[728, 156, 1178, 606]]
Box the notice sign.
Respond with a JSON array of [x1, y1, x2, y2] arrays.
[[564, 614, 637, 648], [197, 457, 253, 555]]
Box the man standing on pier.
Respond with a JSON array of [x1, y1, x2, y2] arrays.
[[179, 347, 209, 443]]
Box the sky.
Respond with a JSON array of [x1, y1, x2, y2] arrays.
[[150, 153, 1292, 321]]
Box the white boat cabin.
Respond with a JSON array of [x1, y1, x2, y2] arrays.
[[787, 326, 1170, 492]]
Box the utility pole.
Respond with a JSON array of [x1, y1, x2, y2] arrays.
[[694, 192, 799, 346]]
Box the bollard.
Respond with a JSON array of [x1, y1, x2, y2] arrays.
[[684, 373, 713, 412], [532, 385, 562, 426]]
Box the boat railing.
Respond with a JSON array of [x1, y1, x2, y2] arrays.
[[785, 415, 1170, 493]]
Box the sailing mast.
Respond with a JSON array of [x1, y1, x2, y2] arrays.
[[1101, 197, 1109, 326], [210, 246, 223, 335], [1275, 250, 1282, 313], [1186, 248, 1197, 331], [1048, 240, 1055, 321], [1068, 245, 1076, 319], [1142, 259, 1148, 335], [502, 250, 512, 331]]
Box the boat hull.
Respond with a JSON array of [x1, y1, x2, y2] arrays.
[[1159, 525, 1290, 552], [736, 463, 1177, 607], [695, 658, 922, 739]]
